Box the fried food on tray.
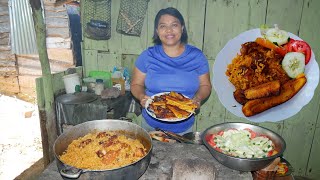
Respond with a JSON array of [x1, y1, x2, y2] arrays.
[[167, 104, 190, 118], [168, 91, 186, 100], [244, 80, 281, 99], [148, 92, 197, 119], [149, 104, 176, 119], [242, 74, 307, 117], [166, 96, 197, 113], [150, 101, 166, 106]]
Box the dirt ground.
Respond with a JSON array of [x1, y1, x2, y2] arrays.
[[0, 94, 44, 180]]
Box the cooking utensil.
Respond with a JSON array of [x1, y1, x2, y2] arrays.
[[54, 119, 152, 179], [149, 131, 177, 143], [202, 122, 286, 171], [155, 128, 195, 144], [182, 132, 203, 145]]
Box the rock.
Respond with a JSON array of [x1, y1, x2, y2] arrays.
[[172, 159, 216, 180], [24, 110, 34, 118], [100, 87, 120, 99]]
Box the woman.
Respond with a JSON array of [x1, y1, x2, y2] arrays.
[[130, 7, 212, 134]]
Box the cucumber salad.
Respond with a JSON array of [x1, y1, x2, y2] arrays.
[[258, 24, 313, 78], [206, 129, 275, 158]]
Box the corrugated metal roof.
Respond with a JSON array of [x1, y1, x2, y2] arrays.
[[9, 0, 38, 54]]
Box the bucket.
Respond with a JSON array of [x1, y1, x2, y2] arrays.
[[63, 73, 81, 94]]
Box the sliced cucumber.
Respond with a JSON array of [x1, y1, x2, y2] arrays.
[[282, 52, 305, 78], [265, 28, 289, 46], [260, 24, 269, 37]]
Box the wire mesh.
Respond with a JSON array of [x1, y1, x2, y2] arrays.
[[116, 0, 149, 36], [83, 0, 111, 40]]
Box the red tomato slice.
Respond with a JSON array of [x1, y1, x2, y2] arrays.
[[205, 134, 215, 142], [259, 135, 269, 139], [214, 147, 222, 152], [206, 134, 217, 147], [284, 165, 289, 172], [206, 133, 224, 152], [284, 38, 296, 52], [244, 128, 257, 138], [267, 150, 274, 157], [217, 130, 224, 136], [285, 39, 312, 64], [208, 140, 215, 147]]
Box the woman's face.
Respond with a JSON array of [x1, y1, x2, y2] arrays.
[[157, 14, 183, 46]]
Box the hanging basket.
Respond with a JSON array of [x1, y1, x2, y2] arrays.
[[83, 0, 111, 40], [116, 0, 149, 36]]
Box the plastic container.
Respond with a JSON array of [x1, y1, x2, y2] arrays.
[[83, 77, 96, 84], [87, 82, 96, 93], [95, 79, 104, 95], [63, 73, 81, 94], [112, 77, 125, 95], [88, 71, 112, 88]]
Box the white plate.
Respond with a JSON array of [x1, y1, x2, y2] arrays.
[[212, 28, 319, 122], [145, 92, 194, 122]]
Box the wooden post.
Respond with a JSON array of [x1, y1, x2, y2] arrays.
[[29, 0, 57, 165]]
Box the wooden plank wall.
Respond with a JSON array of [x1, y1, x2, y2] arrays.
[[0, 0, 19, 95], [80, 0, 320, 178], [0, 1, 75, 101], [16, 3, 74, 99]]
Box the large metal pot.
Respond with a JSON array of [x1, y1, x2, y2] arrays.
[[202, 122, 286, 172], [53, 119, 152, 180]]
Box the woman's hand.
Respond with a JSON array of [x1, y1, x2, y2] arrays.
[[131, 68, 149, 108], [192, 97, 201, 109], [140, 95, 151, 108], [192, 73, 212, 109]]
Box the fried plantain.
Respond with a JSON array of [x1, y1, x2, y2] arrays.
[[244, 80, 281, 99], [151, 105, 176, 119], [242, 74, 307, 117], [169, 91, 186, 100], [166, 96, 197, 113], [151, 101, 166, 106], [233, 89, 248, 105], [166, 104, 190, 118]]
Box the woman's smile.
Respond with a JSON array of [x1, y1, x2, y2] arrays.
[[157, 14, 183, 47], [165, 34, 175, 39]]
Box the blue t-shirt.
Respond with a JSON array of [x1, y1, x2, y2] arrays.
[[135, 44, 209, 133]]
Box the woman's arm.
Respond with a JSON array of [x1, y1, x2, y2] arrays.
[[130, 67, 150, 107], [193, 73, 212, 107]]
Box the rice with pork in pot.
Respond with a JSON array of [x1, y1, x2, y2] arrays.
[[225, 42, 290, 91], [59, 130, 147, 170]]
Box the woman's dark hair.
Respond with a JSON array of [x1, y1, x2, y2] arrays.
[[152, 7, 188, 45]]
